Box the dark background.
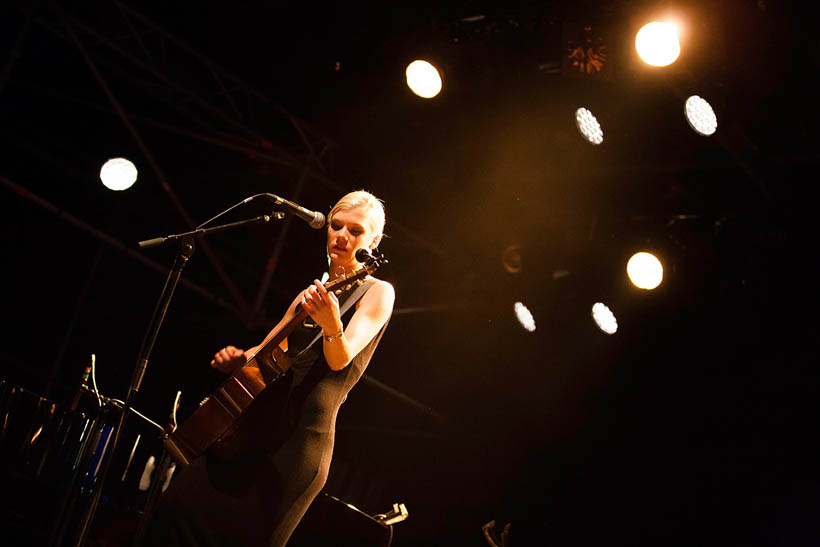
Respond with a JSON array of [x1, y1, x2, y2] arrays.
[[1, 0, 818, 545]]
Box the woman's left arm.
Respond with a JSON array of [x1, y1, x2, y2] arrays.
[[301, 279, 395, 371]]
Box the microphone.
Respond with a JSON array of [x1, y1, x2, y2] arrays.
[[356, 248, 387, 266], [355, 248, 374, 263], [264, 193, 325, 229]]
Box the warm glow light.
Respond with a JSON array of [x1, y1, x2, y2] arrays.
[[406, 60, 442, 98], [100, 158, 138, 191], [627, 252, 664, 290], [684, 95, 718, 136], [502, 245, 523, 273], [591, 302, 618, 334], [29, 426, 43, 445], [514, 302, 536, 332], [575, 107, 604, 145], [635, 22, 680, 67]]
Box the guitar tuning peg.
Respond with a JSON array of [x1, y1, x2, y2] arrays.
[[344, 284, 352, 291], [334, 289, 342, 295], [356, 279, 363, 285]]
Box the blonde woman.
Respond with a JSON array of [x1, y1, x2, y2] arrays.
[[141, 191, 395, 546]]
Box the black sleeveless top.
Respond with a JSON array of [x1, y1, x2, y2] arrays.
[[236, 277, 386, 453]]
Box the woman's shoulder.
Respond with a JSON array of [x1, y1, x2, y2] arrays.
[[368, 276, 393, 291], [363, 277, 395, 309]]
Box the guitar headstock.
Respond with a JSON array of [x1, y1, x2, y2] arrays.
[[325, 251, 388, 295]]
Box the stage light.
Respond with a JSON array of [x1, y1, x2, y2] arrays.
[[502, 245, 523, 274], [100, 158, 138, 191], [575, 107, 603, 145], [591, 302, 618, 334], [635, 22, 680, 67], [684, 95, 717, 136], [627, 252, 664, 290], [514, 302, 536, 332], [406, 60, 442, 98]]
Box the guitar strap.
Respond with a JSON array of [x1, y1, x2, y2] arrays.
[[294, 278, 377, 358]]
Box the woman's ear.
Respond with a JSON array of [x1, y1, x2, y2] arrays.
[[370, 234, 381, 249]]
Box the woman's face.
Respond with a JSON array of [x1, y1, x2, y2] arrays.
[[327, 206, 378, 270]]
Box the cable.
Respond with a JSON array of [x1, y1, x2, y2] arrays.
[[170, 390, 181, 432], [196, 193, 270, 229], [90, 353, 103, 408]]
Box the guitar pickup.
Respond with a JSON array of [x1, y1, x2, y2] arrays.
[[256, 347, 292, 383]]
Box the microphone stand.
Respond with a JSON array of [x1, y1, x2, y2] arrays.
[[72, 212, 276, 547], [136, 213, 277, 249]]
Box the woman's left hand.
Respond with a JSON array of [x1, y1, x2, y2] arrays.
[[301, 280, 342, 333]]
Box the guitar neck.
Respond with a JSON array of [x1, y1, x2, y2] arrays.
[[245, 266, 378, 363], [247, 307, 310, 362]]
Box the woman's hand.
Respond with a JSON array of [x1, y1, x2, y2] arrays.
[[210, 345, 247, 374], [300, 279, 343, 335]]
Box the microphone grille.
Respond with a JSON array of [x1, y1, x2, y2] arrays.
[[355, 248, 372, 263], [310, 212, 326, 229]]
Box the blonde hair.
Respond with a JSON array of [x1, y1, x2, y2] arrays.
[[328, 190, 386, 240]]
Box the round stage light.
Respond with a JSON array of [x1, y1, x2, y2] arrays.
[[591, 302, 618, 334], [635, 22, 680, 67], [514, 302, 536, 332], [684, 95, 718, 136], [406, 60, 442, 98], [502, 245, 523, 274], [100, 158, 138, 191], [575, 107, 603, 145], [627, 252, 664, 290]]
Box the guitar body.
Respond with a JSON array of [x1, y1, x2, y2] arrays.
[[163, 254, 386, 466], [164, 347, 291, 466]]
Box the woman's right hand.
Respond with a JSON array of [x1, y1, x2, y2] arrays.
[[210, 345, 246, 374]]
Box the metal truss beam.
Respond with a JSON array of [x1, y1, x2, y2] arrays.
[[63, 18, 252, 317], [1, 175, 241, 317], [13, 2, 446, 327]]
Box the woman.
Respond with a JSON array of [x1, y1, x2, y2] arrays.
[[140, 190, 395, 546]]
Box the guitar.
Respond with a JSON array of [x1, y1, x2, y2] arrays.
[[164, 255, 385, 466]]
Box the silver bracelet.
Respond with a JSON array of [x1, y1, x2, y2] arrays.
[[323, 329, 344, 342]]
